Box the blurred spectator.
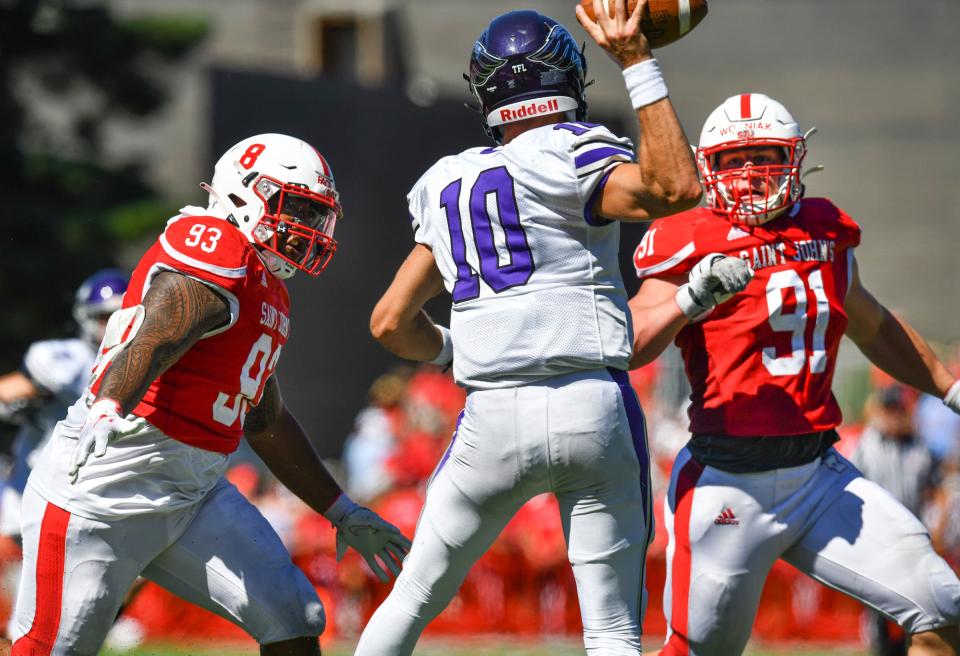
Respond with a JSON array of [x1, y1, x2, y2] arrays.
[[926, 446, 960, 568], [342, 368, 411, 502], [852, 385, 937, 518], [851, 385, 938, 656], [914, 393, 960, 463]]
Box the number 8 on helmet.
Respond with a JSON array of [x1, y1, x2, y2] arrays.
[[202, 133, 343, 279]]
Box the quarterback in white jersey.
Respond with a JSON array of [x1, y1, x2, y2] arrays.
[[357, 5, 703, 655], [0, 270, 128, 538]]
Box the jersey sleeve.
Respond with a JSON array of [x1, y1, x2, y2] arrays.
[[632, 214, 700, 279], [834, 204, 862, 250], [566, 124, 635, 226], [832, 203, 862, 295], [22, 340, 90, 396], [407, 173, 433, 248], [157, 216, 251, 296]]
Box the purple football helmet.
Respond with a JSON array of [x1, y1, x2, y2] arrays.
[[73, 268, 129, 346], [467, 11, 589, 143]]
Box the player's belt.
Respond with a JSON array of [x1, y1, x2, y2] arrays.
[[687, 430, 839, 473]]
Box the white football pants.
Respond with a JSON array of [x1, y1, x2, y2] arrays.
[[10, 478, 324, 655], [355, 368, 653, 656], [661, 447, 960, 655]]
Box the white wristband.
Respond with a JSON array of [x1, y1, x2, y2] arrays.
[[675, 283, 713, 322], [322, 492, 358, 526], [944, 380, 960, 414], [622, 59, 668, 109], [428, 325, 454, 366]]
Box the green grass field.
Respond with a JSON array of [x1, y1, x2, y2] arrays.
[[102, 638, 868, 655]]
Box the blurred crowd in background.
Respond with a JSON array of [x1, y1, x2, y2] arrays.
[[2, 0, 959, 651], [1, 353, 954, 649]]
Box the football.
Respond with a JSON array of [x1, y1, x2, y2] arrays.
[[578, 0, 708, 49]]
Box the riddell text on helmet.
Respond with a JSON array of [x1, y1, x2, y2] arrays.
[[499, 98, 560, 123]]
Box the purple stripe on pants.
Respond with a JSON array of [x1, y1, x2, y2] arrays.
[[608, 366, 653, 626], [607, 367, 650, 471]]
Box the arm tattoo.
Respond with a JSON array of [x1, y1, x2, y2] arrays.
[[98, 272, 231, 414], [244, 375, 282, 437]]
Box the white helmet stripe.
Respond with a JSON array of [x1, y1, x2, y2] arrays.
[[679, 0, 691, 34]]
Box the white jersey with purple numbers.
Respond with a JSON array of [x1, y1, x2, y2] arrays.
[[11, 339, 94, 488], [408, 122, 635, 389]]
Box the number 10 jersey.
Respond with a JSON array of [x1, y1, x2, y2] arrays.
[[633, 199, 862, 437], [409, 123, 635, 389]]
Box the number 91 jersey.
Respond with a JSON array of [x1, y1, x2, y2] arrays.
[[634, 199, 861, 436], [409, 123, 635, 389], [90, 213, 290, 454]]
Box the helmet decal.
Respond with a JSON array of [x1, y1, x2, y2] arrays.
[[528, 25, 580, 71], [470, 42, 508, 87]]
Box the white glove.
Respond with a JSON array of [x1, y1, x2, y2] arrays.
[[676, 253, 754, 321], [69, 399, 139, 484], [944, 380, 960, 415], [325, 494, 412, 583]]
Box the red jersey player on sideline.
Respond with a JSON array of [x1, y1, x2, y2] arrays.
[[631, 94, 960, 656], [5, 134, 410, 656]]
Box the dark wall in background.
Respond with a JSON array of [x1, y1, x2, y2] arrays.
[[211, 69, 637, 457]]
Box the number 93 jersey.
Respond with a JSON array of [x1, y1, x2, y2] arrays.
[[634, 199, 861, 436], [409, 122, 635, 389], [90, 212, 290, 454]]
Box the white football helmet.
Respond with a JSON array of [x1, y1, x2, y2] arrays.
[[697, 93, 808, 226], [202, 133, 341, 279]]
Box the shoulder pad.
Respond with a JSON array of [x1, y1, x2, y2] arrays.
[[23, 339, 92, 394], [159, 215, 251, 282], [799, 198, 862, 249], [633, 209, 707, 279], [564, 123, 635, 179]]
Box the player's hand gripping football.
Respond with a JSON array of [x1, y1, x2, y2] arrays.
[[576, 0, 652, 69], [676, 253, 754, 321], [335, 504, 412, 583], [69, 398, 140, 484]]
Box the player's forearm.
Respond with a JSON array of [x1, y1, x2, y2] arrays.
[[245, 405, 343, 515], [629, 295, 688, 369], [0, 371, 40, 403], [853, 307, 955, 398], [96, 344, 172, 415], [371, 308, 446, 362], [635, 99, 702, 212]]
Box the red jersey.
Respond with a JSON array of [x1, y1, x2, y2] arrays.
[[633, 199, 861, 437], [91, 214, 290, 454]]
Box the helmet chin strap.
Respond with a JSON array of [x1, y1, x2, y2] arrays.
[[199, 182, 231, 220], [259, 250, 296, 280]]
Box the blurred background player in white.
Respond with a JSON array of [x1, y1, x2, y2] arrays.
[[630, 93, 960, 655], [357, 2, 707, 654], [0, 269, 128, 541], [6, 133, 410, 656]]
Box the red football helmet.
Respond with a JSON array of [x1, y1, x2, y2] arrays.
[[697, 93, 808, 226]]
